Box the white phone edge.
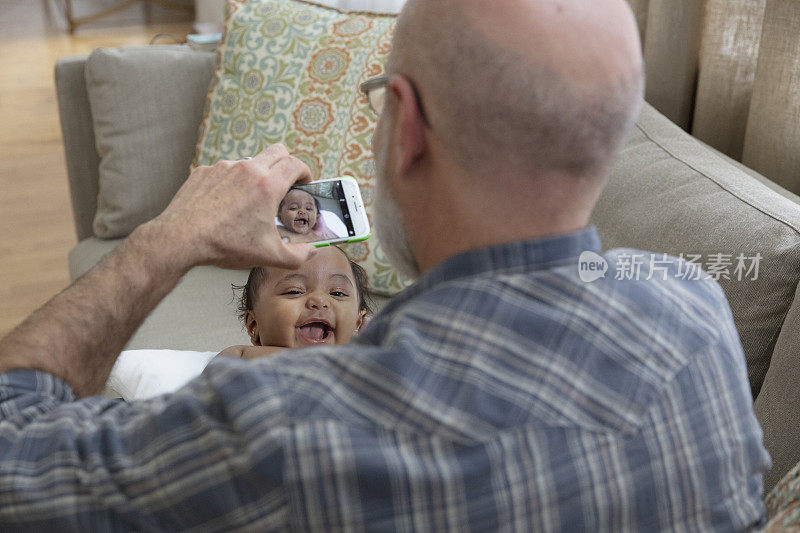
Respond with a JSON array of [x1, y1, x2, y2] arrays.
[[300, 176, 370, 247]]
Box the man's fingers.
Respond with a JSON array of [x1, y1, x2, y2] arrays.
[[291, 156, 313, 185], [191, 164, 212, 175], [209, 159, 236, 177], [268, 241, 317, 269], [268, 155, 312, 188], [241, 145, 314, 188], [250, 144, 290, 170], [172, 146, 319, 270], [252, 145, 313, 185]]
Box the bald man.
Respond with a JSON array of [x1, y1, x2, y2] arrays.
[[0, 0, 768, 530]]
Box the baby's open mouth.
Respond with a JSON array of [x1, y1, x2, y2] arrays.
[[293, 218, 308, 229], [297, 320, 333, 343]]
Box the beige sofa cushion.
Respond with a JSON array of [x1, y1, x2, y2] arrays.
[[85, 46, 216, 239], [592, 102, 800, 399], [69, 237, 250, 351]]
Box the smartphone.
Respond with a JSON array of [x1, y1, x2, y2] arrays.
[[276, 176, 370, 247]]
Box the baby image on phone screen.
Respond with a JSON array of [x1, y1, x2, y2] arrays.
[[277, 187, 347, 243]]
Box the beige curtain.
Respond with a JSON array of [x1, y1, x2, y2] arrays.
[[627, 0, 800, 194]]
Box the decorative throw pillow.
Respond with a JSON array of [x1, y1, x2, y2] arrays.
[[763, 461, 800, 531], [85, 46, 217, 239], [194, 0, 410, 296]]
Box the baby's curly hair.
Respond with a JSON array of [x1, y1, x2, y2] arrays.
[[233, 246, 373, 324]]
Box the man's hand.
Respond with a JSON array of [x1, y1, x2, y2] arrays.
[[0, 145, 313, 396], [152, 145, 317, 271]]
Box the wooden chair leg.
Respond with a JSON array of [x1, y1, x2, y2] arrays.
[[63, 0, 76, 34]]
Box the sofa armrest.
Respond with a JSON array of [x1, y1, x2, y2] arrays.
[[55, 55, 100, 241], [755, 280, 800, 493]]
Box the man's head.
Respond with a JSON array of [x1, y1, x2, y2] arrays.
[[370, 0, 643, 277], [279, 188, 320, 235], [237, 246, 372, 348]]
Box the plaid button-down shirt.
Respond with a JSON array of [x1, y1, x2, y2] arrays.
[[0, 228, 769, 531]]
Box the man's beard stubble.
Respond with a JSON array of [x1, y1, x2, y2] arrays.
[[372, 120, 421, 280]]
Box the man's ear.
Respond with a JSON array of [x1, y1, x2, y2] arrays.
[[244, 310, 261, 346], [389, 76, 427, 177]]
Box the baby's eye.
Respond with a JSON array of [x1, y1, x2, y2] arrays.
[[330, 290, 349, 298], [281, 289, 303, 295]]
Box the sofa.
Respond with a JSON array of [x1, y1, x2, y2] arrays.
[[55, 41, 800, 495]]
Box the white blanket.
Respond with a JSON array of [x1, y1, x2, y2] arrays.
[[103, 349, 218, 401]]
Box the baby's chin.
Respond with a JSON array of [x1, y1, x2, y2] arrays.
[[291, 220, 312, 234]]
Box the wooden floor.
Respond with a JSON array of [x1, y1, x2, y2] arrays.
[[0, 1, 194, 338]]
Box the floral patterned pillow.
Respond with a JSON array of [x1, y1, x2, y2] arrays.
[[194, 0, 410, 297], [763, 461, 800, 531]]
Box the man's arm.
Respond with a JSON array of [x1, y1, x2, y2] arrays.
[[0, 145, 315, 397], [0, 224, 188, 396]]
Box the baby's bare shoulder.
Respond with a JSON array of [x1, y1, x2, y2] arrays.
[[218, 345, 287, 360]]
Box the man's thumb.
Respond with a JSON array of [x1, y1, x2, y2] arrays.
[[274, 242, 317, 269]]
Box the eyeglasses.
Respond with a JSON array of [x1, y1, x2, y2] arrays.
[[359, 75, 430, 126], [359, 76, 390, 115]]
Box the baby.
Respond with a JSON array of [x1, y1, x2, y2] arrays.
[[219, 245, 372, 359], [277, 187, 340, 243], [104, 246, 371, 401]]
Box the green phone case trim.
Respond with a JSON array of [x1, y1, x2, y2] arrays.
[[312, 234, 371, 248]]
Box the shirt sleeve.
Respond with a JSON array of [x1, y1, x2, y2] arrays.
[[0, 360, 291, 530]]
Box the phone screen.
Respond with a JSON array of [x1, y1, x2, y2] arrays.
[[276, 180, 356, 244]]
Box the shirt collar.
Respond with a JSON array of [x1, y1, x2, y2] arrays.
[[390, 226, 602, 304]]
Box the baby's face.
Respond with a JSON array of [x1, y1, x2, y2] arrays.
[[249, 247, 364, 348], [279, 189, 318, 234]]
